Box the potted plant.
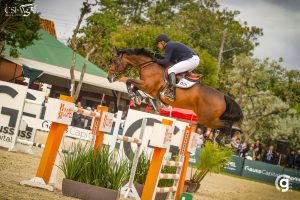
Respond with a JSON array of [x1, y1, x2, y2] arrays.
[[60, 144, 129, 200], [186, 142, 233, 193]]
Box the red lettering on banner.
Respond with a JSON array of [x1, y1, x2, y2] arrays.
[[58, 103, 73, 119], [103, 114, 113, 128]]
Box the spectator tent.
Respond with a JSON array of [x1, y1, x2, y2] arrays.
[[2, 29, 127, 93]]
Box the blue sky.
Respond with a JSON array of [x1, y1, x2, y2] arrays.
[[35, 0, 300, 70]]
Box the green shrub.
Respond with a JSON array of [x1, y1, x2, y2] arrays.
[[60, 144, 130, 190], [191, 142, 233, 183]]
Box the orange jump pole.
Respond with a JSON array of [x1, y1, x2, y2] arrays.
[[35, 95, 74, 184], [175, 126, 195, 200], [141, 118, 173, 200], [93, 105, 108, 150]]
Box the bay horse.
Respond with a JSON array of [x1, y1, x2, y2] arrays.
[[107, 48, 243, 129]]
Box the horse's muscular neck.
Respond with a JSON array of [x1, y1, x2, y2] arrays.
[[124, 55, 151, 69]]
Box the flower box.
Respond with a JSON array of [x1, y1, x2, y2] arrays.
[[62, 179, 120, 200]]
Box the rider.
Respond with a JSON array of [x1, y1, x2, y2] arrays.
[[154, 34, 200, 101]]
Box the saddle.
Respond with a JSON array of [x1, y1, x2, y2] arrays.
[[175, 72, 203, 82], [164, 68, 203, 89]]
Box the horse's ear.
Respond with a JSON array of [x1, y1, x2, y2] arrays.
[[115, 47, 124, 57], [114, 46, 119, 53]]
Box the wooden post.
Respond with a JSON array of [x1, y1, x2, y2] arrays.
[[93, 105, 108, 150], [35, 95, 74, 184], [141, 119, 173, 200], [175, 126, 195, 200]]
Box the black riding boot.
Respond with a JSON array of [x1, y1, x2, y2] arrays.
[[166, 72, 176, 101]]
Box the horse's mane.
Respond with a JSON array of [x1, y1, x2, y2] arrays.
[[118, 48, 164, 59]]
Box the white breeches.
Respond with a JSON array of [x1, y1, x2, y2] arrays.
[[168, 55, 200, 75]]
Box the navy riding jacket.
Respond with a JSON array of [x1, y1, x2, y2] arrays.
[[155, 42, 197, 66]]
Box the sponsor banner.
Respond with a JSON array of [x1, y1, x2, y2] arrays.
[[65, 126, 93, 141], [16, 89, 45, 152], [0, 81, 28, 149], [99, 111, 114, 133], [120, 109, 189, 159], [242, 159, 284, 183], [224, 156, 245, 176], [149, 123, 174, 148], [283, 168, 300, 190], [22, 116, 51, 131], [44, 98, 74, 125]]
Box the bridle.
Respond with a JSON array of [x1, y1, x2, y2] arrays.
[[110, 53, 155, 79]]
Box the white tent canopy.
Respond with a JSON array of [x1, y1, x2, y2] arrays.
[[5, 55, 128, 93]]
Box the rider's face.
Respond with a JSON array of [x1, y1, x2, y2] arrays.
[[157, 41, 164, 50]]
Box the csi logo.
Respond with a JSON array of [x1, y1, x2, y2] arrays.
[[275, 174, 291, 192], [5, 4, 36, 16]]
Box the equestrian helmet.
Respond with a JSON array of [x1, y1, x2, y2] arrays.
[[155, 34, 170, 44]]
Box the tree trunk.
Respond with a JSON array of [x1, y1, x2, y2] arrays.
[[69, 1, 92, 97], [217, 28, 227, 67], [74, 46, 96, 100], [70, 51, 77, 97]]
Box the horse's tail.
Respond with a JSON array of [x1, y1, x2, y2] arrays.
[[220, 95, 243, 123]]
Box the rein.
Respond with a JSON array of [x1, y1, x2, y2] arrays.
[[114, 56, 155, 75]]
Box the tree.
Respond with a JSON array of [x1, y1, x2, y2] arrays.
[[0, 0, 40, 57], [76, 9, 124, 72], [69, 0, 97, 100], [226, 54, 300, 148], [77, 0, 263, 88]]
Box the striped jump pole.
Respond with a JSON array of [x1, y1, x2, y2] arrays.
[[17, 139, 45, 149], [121, 118, 147, 200]]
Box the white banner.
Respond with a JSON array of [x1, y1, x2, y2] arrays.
[[16, 89, 45, 152], [99, 111, 114, 133], [0, 81, 28, 149], [44, 98, 75, 125], [119, 109, 188, 158], [65, 126, 93, 141], [22, 116, 50, 131]]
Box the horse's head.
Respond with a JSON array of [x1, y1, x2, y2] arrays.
[[107, 48, 128, 82], [107, 47, 160, 82]]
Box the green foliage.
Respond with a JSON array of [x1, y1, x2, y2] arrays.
[[133, 151, 151, 184], [77, 0, 261, 85], [176, 0, 263, 65], [191, 142, 233, 183], [196, 50, 219, 87], [158, 166, 177, 187], [60, 144, 129, 190], [0, 0, 40, 57], [226, 54, 300, 149]]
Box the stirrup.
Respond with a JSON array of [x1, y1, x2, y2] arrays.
[[166, 92, 176, 102]]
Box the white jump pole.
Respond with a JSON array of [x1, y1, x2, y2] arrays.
[[121, 118, 147, 200]]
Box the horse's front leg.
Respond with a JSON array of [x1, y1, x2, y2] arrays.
[[119, 77, 148, 97], [127, 78, 148, 93]]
